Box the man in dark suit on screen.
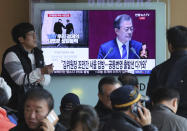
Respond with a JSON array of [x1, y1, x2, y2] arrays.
[[65, 19, 74, 34], [54, 19, 65, 39], [97, 14, 142, 59]]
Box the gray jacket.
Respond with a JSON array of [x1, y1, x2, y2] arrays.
[[151, 104, 187, 131]]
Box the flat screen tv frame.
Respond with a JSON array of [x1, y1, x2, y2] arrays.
[[31, 2, 166, 76]]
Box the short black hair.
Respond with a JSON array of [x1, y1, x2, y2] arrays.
[[113, 14, 132, 29], [0, 88, 9, 106], [70, 105, 99, 131], [98, 76, 120, 95], [24, 88, 54, 111], [11, 22, 34, 44], [118, 73, 138, 86], [167, 25, 187, 49], [151, 87, 180, 104]]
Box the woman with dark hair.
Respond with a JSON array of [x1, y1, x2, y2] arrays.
[[68, 105, 99, 131], [139, 43, 149, 59]]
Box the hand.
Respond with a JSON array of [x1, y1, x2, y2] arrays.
[[36, 76, 44, 83], [41, 64, 53, 75], [40, 118, 55, 131], [135, 106, 151, 126]]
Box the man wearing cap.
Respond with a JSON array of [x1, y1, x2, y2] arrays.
[[103, 85, 157, 131], [58, 93, 80, 129]]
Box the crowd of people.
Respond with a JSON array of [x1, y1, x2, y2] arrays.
[[1, 22, 187, 131]]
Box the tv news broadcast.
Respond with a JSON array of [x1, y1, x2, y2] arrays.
[[41, 10, 155, 75]]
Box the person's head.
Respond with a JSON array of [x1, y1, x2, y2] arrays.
[[151, 87, 180, 113], [142, 43, 147, 50], [114, 14, 133, 44], [60, 93, 80, 114], [66, 19, 70, 23], [98, 76, 121, 109], [167, 25, 187, 53], [11, 22, 37, 51], [118, 73, 138, 87], [58, 19, 62, 22], [0, 88, 9, 106], [24, 88, 54, 130], [70, 105, 99, 131], [110, 85, 145, 118]]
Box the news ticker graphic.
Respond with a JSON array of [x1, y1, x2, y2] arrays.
[[52, 59, 155, 75], [47, 34, 80, 44]]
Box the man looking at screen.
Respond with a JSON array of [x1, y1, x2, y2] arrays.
[[97, 14, 142, 59], [95, 76, 121, 121], [146, 26, 187, 118], [1, 23, 53, 120]]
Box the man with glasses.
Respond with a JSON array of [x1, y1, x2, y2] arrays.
[[97, 14, 142, 59], [1, 23, 53, 120]]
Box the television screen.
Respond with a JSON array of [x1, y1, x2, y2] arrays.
[[41, 10, 155, 75]]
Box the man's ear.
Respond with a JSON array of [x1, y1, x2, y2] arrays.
[[170, 98, 178, 113], [168, 43, 174, 53], [18, 36, 24, 43], [172, 98, 178, 108], [114, 28, 119, 35], [98, 93, 103, 101], [59, 106, 62, 113]]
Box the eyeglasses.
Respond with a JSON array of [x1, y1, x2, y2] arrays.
[[26, 32, 36, 36], [121, 26, 134, 32], [26, 32, 36, 38]]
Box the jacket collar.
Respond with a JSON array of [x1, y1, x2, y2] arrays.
[[16, 44, 38, 55], [171, 50, 187, 58], [152, 104, 175, 113], [112, 111, 142, 128], [95, 100, 112, 112]]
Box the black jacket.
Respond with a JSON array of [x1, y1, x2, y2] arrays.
[[95, 100, 113, 131], [58, 112, 71, 129], [103, 111, 158, 131], [147, 50, 187, 117], [95, 100, 112, 120], [10, 121, 66, 131], [1, 44, 44, 112], [54, 22, 65, 34]]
